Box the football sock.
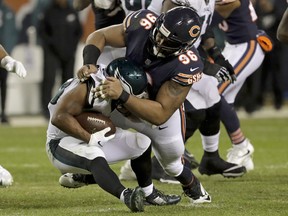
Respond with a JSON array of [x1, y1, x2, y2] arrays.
[[229, 128, 246, 144], [201, 132, 220, 152], [90, 157, 125, 199], [141, 184, 154, 197], [220, 96, 240, 133], [131, 146, 152, 187], [175, 165, 193, 186]]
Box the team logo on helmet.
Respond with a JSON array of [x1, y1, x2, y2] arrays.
[[189, 25, 201, 38]]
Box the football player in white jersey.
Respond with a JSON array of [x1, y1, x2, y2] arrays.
[[0, 44, 27, 78], [277, 1, 288, 43], [0, 44, 27, 187], [47, 58, 181, 212]]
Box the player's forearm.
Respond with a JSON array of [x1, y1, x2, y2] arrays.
[[86, 24, 125, 50], [0, 45, 8, 61], [215, 0, 241, 18], [123, 82, 190, 126], [124, 97, 173, 126], [52, 113, 91, 143]]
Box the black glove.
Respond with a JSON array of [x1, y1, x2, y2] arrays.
[[203, 60, 235, 83], [207, 46, 236, 83], [215, 66, 235, 83], [214, 57, 236, 83]]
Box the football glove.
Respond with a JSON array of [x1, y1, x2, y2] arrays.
[[207, 46, 236, 83], [88, 127, 115, 147], [1, 56, 27, 78], [214, 57, 236, 83], [215, 66, 235, 83]]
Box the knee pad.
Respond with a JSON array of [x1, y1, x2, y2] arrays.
[[153, 142, 184, 177], [161, 158, 183, 177]]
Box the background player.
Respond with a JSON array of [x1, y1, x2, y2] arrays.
[[277, 1, 288, 44], [0, 44, 27, 186]]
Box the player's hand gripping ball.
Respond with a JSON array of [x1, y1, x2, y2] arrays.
[[75, 111, 116, 136]]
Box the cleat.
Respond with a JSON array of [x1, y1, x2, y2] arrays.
[[59, 173, 88, 188], [198, 153, 246, 178], [119, 160, 137, 180], [227, 139, 254, 171], [183, 176, 211, 204], [124, 187, 145, 212], [145, 188, 181, 205]]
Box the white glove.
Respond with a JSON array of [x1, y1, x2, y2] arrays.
[[88, 127, 115, 147], [1, 56, 27, 78]]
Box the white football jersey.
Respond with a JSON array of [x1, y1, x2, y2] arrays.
[[47, 64, 113, 141], [121, 0, 152, 14]]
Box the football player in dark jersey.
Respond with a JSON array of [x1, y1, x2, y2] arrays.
[[73, 0, 126, 65], [78, 7, 212, 203]]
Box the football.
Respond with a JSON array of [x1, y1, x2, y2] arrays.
[[0, 166, 13, 187], [75, 111, 116, 136]]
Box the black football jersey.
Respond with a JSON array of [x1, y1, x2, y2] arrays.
[[124, 10, 204, 99]]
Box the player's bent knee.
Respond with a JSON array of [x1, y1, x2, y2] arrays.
[[162, 159, 184, 177], [136, 132, 151, 151]]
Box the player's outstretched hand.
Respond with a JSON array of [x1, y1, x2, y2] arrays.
[[88, 127, 115, 147], [1, 56, 27, 78]]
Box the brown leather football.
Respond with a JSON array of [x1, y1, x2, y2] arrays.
[[75, 111, 116, 136]]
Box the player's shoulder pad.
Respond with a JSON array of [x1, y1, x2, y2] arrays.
[[172, 50, 204, 86], [124, 9, 157, 29]]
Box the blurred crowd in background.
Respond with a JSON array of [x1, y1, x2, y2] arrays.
[[0, 0, 288, 123]]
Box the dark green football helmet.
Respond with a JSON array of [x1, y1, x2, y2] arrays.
[[106, 57, 148, 97]]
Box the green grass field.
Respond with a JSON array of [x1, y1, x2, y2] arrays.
[[1, 118, 288, 216]]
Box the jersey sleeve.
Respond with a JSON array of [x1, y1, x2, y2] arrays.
[[172, 71, 203, 86], [124, 9, 157, 31], [171, 48, 204, 86]]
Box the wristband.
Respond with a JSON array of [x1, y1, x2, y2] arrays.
[[83, 44, 101, 65], [118, 90, 130, 104]]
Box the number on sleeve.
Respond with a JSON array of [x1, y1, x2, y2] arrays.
[[50, 78, 74, 105]]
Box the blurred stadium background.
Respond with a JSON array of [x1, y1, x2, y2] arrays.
[[1, 0, 288, 118]]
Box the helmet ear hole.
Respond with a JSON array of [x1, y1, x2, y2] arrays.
[[106, 58, 148, 96], [149, 6, 202, 56]]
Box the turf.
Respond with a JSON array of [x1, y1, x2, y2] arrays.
[[0, 118, 288, 216]]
